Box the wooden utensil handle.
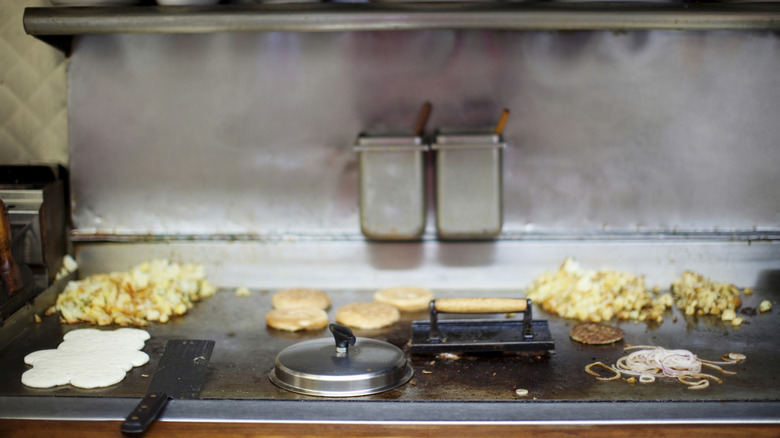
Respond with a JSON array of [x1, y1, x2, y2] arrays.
[[120, 392, 169, 434], [433, 298, 527, 314], [493, 109, 510, 136], [413, 102, 432, 137], [0, 200, 21, 296]]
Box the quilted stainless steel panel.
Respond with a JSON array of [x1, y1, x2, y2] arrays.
[[0, 0, 67, 165]]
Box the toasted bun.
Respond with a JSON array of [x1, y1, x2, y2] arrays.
[[272, 288, 331, 310], [335, 302, 400, 329], [266, 307, 329, 332], [374, 286, 433, 312]]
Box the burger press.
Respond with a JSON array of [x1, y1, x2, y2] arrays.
[[410, 298, 554, 354]]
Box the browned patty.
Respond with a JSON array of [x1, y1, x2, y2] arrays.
[[569, 323, 625, 345]]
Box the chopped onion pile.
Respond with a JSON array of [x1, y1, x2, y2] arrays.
[[525, 257, 673, 323], [49, 259, 217, 326], [585, 346, 745, 390]]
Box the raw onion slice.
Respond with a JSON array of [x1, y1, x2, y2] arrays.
[[585, 346, 744, 390], [585, 362, 621, 381]]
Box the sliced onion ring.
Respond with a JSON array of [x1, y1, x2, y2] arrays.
[[588, 346, 745, 390], [702, 362, 736, 375], [720, 353, 747, 362], [688, 380, 709, 390], [585, 362, 621, 381]]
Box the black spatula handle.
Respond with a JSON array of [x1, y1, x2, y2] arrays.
[[121, 392, 169, 434]]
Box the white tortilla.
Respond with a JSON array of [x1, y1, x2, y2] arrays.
[[22, 328, 150, 389]]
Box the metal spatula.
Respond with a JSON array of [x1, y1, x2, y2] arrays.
[[121, 339, 215, 434]]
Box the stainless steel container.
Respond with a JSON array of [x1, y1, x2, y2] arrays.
[[355, 135, 427, 240], [433, 133, 505, 239]]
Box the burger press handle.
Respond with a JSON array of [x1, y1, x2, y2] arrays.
[[428, 298, 535, 341]]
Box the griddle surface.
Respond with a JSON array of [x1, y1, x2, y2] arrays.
[[0, 288, 778, 403]]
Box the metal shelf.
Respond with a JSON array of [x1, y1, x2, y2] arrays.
[[24, 2, 780, 52]]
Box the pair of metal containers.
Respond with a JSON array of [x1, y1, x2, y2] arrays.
[[355, 132, 506, 240]]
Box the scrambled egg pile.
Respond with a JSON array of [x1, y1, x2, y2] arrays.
[[526, 258, 673, 323], [47, 259, 217, 326], [671, 270, 743, 325]]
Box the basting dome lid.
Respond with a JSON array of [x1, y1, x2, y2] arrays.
[[269, 324, 413, 397]]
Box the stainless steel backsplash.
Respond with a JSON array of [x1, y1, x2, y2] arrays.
[[67, 30, 780, 238]]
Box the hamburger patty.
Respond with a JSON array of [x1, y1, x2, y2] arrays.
[[570, 323, 625, 345]]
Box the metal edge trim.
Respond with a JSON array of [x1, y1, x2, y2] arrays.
[[66, 230, 780, 243], [24, 3, 780, 36], [2, 397, 779, 424], [354, 146, 429, 152], [431, 143, 506, 150]]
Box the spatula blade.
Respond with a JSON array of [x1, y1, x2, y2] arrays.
[[121, 339, 214, 434], [147, 339, 215, 399]]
